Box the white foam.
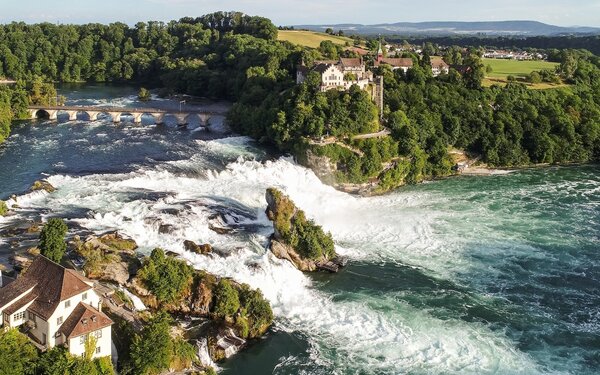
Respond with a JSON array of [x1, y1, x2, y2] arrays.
[[10, 137, 546, 374]]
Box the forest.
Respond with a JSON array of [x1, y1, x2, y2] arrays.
[[0, 12, 599, 191]]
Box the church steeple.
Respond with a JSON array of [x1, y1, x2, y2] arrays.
[[376, 35, 383, 62]]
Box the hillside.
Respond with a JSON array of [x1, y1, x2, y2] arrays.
[[278, 30, 354, 48], [291, 20, 600, 36]]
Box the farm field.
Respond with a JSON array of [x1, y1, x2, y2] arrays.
[[278, 30, 354, 48]]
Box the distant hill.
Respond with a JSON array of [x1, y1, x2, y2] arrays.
[[291, 21, 600, 36]]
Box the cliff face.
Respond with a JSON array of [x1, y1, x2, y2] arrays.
[[265, 188, 336, 271]]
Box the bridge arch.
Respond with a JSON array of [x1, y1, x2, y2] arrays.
[[29, 108, 58, 120]]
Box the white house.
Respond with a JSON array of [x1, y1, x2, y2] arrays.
[[297, 58, 371, 92], [430, 57, 450, 76], [0, 256, 112, 359]]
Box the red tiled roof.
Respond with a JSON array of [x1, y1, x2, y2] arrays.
[[3, 292, 37, 315], [430, 57, 449, 68], [0, 256, 93, 320], [375, 58, 414, 68], [59, 302, 112, 339], [0, 278, 35, 309], [340, 58, 362, 67]]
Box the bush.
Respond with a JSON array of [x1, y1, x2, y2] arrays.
[[529, 71, 542, 84], [170, 338, 196, 371], [138, 87, 151, 101], [238, 285, 273, 338], [137, 248, 194, 305], [129, 312, 174, 375], [0, 329, 38, 375], [0, 200, 7, 216], [212, 279, 240, 319], [39, 218, 68, 263]]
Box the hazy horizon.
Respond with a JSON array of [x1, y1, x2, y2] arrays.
[[1, 0, 599, 27]]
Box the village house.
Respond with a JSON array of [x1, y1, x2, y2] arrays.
[[0, 256, 113, 359], [373, 43, 414, 72], [430, 57, 450, 76]]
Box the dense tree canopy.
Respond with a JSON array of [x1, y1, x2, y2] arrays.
[[138, 248, 194, 305], [39, 218, 68, 263]]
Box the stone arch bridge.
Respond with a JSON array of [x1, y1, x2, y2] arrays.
[[28, 105, 223, 126]]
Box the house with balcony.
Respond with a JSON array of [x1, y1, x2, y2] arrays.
[[0, 256, 112, 359]]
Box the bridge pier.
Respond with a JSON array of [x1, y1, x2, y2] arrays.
[[86, 111, 100, 121], [108, 112, 121, 123], [66, 110, 78, 121], [151, 113, 165, 124], [174, 113, 190, 126], [198, 113, 212, 127], [47, 110, 58, 120], [28, 109, 38, 119], [132, 113, 143, 124]]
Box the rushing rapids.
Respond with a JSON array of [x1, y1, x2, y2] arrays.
[[0, 85, 598, 374]]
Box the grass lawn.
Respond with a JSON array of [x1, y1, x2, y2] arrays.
[[483, 58, 559, 79], [278, 30, 354, 48], [482, 58, 565, 89]]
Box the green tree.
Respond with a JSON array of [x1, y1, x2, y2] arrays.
[[39, 218, 68, 263], [0, 329, 38, 375], [129, 312, 176, 375], [36, 347, 71, 375]]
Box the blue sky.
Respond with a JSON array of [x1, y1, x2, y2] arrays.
[[1, 0, 599, 26]]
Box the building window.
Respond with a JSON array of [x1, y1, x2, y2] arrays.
[[28, 312, 36, 322], [65, 300, 71, 308], [96, 346, 101, 354], [80, 334, 89, 345], [82, 293, 87, 301], [94, 330, 103, 339], [13, 311, 25, 321], [57, 316, 63, 325]]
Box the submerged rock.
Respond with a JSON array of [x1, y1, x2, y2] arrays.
[[184, 240, 212, 255], [208, 214, 234, 234], [30, 180, 55, 193], [158, 224, 175, 234], [270, 239, 316, 272]]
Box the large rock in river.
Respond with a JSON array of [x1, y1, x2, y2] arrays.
[[184, 240, 212, 255], [265, 188, 338, 272]]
